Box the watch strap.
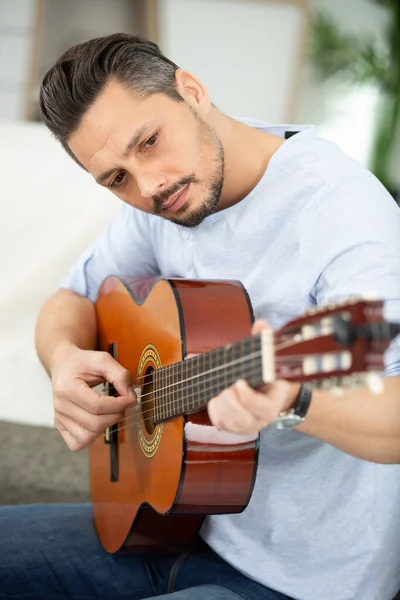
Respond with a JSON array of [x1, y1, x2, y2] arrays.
[[293, 384, 313, 419], [274, 384, 312, 429]]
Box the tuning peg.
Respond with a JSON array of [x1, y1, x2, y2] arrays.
[[301, 324, 316, 340]]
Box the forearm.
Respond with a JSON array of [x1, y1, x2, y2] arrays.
[[296, 376, 400, 464], [35, 288, 97, 376]]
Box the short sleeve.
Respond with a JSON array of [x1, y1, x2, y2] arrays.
[[60, 203, 159, 302], [297, 176, 400, 375]]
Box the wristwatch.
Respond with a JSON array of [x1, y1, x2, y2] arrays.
[[273, 384, 313, 429]]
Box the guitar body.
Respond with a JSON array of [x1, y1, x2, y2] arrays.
[[90, 277, 258, 553]]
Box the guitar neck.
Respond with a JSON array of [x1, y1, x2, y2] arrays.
[[152, 334, 266, 423], [150, 299, 400, 425]]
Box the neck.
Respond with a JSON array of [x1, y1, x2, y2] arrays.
[[152, 333, 265, 424], [207, 109, 285, 211]]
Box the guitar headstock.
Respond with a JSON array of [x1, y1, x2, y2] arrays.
[[271, 298, 400, 393]]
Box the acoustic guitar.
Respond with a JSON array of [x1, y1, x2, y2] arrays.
[[90, 276, 398, 553]]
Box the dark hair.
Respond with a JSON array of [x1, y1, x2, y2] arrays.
[[39, 33, 182, 161]]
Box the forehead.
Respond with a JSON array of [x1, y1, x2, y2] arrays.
[[68, 81, 174, 170]]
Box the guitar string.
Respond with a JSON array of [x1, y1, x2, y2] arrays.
[[101, 323, 388, 434], [110, 331, 310, 388], [104, 313, 390, 388], [114, 352, 310, 422], [112, 361, 276, 434], [112, 359, 358, 434], [104, 318, 389, 410]]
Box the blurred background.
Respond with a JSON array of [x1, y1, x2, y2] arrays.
[[1, 0, 399, 194], [0, 0, 399, 505]]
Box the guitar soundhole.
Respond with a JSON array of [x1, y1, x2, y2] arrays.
[[142, 366, 156, 436]]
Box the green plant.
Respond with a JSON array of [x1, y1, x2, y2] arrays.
[[310, 0, 400, 195]]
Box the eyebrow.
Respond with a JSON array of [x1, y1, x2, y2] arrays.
[[95, 122, 154, 185]]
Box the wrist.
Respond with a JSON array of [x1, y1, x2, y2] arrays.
[[47, 341, 80, 375], [275, 383, 313, 429], [283, 382, 302, 411]]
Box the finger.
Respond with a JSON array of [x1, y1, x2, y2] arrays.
[[54, 416, 84, 452], [54, 397, 126, 434], [95, 353, 135, 397], [55, 413, 99, 450], [234, 379, 281, 421], [208, 388, 258, 433], [61, 381, 135, 416], [251, 319, 270, 335]]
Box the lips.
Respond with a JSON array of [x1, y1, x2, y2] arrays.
[[162, 184, 190, 212]]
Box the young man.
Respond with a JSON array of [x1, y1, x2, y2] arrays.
[[1, 33, 399, 600]]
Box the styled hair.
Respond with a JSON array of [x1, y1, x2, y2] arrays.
[[39, 33, 181, 160]]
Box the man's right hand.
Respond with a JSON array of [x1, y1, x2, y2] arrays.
[[51, 346, 136, 451]]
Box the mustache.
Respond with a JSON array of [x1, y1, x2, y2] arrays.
[[153, 175, 197, 214]]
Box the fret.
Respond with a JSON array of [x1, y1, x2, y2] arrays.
[[204, 351, 211, 400], [202, 352, 208, 404], [240, 338, 250, 382], [184, 355, 190, 414], [161, 365, 166, 420], [247, 336, 263, 389], [154, 370, 158, 423], [197, 353, 204, 409], [192, 356, 200, 411], [178, 359, 184, 416], [230, 340, 239, 386], [176, 361, 183, 418], [215, 346, 226, 398], [171, 364, 177, 417], [190, 355, 196, 411], [188, 354, 193, 412], [166, 365, 171, 419], [207, 350, 212, 399], [171, 364, 176, 417], [153, 334, 265, 424]]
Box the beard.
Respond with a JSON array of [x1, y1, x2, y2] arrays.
[[152, 116, 225, 228]]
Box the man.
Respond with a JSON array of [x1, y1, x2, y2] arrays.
[[1, 33, 399, 600]]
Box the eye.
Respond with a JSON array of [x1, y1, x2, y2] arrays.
[[110, 171, 126, 189], [143, 133, 158, 150]]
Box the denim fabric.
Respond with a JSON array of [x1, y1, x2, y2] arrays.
[[0, 503, 291, 600]]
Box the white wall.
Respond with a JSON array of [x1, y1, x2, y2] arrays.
[[0, 0, 37, 120], [0, 123, 119, 426], [0, 0, 140, 121], [159, 0, 393, 177], [40, 0, 137, 74], [158, 0, 307, 123]]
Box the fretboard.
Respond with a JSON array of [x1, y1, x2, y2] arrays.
[[152, 334, 263, 424]]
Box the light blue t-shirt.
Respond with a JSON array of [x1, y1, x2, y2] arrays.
[[62, 121, 400, 600]]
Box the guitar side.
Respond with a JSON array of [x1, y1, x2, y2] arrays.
[[90, 277, 258, 553]]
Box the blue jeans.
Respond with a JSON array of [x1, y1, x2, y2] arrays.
[[0, 504, 292, 600]]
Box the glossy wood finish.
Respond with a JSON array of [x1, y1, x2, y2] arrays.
[[90, 277, 257, 554]]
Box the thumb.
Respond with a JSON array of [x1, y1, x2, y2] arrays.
[[101, 355, 135, 399], [252, 319, 270, 336]]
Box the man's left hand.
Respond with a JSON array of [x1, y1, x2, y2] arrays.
[[207, 320, 301, 434]]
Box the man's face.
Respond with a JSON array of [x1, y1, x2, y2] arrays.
[[68, 80, 224, 228]]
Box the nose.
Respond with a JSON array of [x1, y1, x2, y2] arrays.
[[136, 168, 168, 200]]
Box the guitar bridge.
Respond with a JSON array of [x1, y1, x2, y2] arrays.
[[103, 343, 119, 483]]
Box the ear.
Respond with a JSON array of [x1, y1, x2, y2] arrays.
[[174, 69, 211, 115]]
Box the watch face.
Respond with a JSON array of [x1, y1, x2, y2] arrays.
[[274, 415, 303, 429]]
